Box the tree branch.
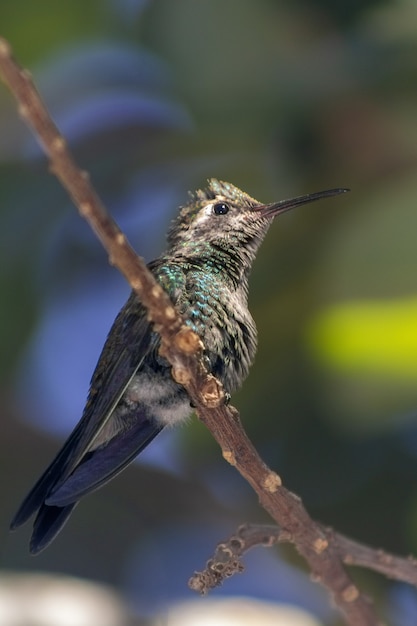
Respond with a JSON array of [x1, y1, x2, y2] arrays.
[[1, 36, 413, 626], [191, 522, 417, 594]]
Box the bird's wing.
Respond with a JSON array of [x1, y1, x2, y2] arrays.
[[10, 290, 159, 530], [46, 409, 162, 506], [27, 410, 162, 555]]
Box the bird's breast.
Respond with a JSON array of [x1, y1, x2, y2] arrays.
[[182, 275, 257, 394]]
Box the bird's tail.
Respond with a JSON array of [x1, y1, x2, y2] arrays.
[[11, 416, 163, 554]]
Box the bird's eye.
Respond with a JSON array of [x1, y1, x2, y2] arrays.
[[213, 202, 229, 215]]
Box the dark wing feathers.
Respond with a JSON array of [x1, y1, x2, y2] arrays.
[[11, 261, 188, 553], [52, 294, 159, 485], [10, 290, 160, 551], [28, 415, 163, 554], [10, 434, 82, 530], [47, 416, 162, 507]]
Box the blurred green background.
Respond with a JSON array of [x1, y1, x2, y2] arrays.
[[2, 1, 417, 623]]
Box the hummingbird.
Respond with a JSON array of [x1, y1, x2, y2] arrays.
[[11, 179, 347, 554]]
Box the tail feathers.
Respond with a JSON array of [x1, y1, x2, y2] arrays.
[[30, 503, 76, 555], [10, 481, 50, 531], [10, 459, 78, 555], [10, 419, 89, 531], [10, 459, 70, 531], [11, 416, 163, 553]]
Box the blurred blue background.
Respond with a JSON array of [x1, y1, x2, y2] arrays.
[[2, 1, 417, 623]]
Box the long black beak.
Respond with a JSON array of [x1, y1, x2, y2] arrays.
[[253, 187, 349, 218]]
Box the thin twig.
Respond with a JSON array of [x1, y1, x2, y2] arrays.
[[332, 529, 417, 586], [189, 524, 286, 593], [1, 36, 411, 626], [191, 522, 417, 595]]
